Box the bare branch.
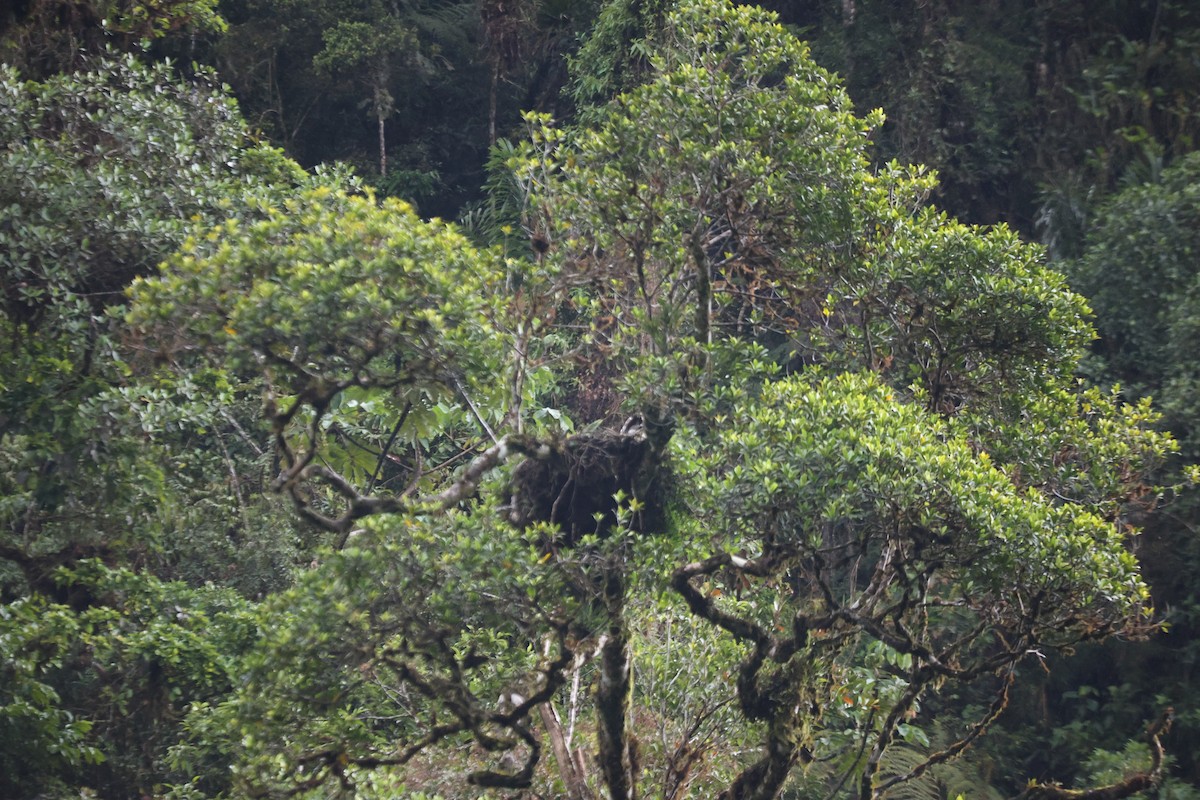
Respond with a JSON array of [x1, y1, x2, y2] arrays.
[[278, 433, 554, 538]]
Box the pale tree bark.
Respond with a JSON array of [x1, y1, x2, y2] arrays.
[[539, 701, 596, 800]]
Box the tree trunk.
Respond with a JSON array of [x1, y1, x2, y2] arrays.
[[489, 61, 499, 146], [596, 570, 638, 800], [378, 111, 387, 178], [718, 730, 798, 800], [373, 62, 389, 178], [539, 701, 596, 800]]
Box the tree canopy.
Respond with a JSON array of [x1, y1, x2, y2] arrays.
[[2, 0, 1197, 798]]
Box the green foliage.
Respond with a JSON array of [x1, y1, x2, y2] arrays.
[[1069, 151, 1200, 455], [132, 187, 502, 395], [0, 54, 312, 595], [182, 511, 578, 798], [568, 0, 668, 110], [1081, 741, 1200, 799], [873, 734, 1005, 800], [2, 1, 1191, 798], [627, 590, 755, 796], [1061, 2, 1200, 192], [782, 0, 1200, 260], [834, 209, 1092, 386], [0, 0, 226, 76], [313, 17, 415, 79], [0, 565, 257, 797], [516, 0, 888, 413], [685, 370, 1150, 620], [0, 595, 104, 795], [0, 53, 245, 328], [128, 185, 510, 539]]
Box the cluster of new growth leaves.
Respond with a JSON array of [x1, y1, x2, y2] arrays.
[[686, 370, 1150, 622], [130, 188, 502, 395]]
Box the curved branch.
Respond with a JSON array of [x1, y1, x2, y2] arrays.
[[1011, 708, 1174, 800], [367, 400, 412, 493], [281, 434, 554, 536], [468, 721, 542, 788], [671, 552, 774, 645], [859, 667, 929, 800], [355, 622, 574, 789], [872, 670, 1015, 797]]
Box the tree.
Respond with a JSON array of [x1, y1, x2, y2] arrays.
[[1059, 150, 1200, 786], [309, 2, 418, 178], [1070, 151, 1200, 458], [0, 0, 226, 76], [511, 4, 1176, 796], [0, 53, 324, 597], [0, 55, 325, 797], [126, 2, 1178, 799]]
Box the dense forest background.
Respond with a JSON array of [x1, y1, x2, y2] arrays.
[[3, 0, 1200, 798]]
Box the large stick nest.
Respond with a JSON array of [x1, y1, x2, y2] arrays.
[[507, 417, 669, 545]]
